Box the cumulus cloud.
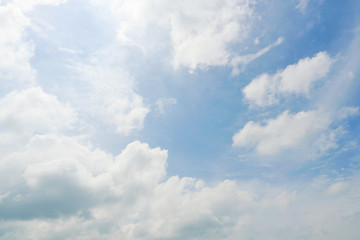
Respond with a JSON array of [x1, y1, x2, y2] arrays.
[[0, 87, 75, 134], [0, 95, 359, 238], [232, 108, 358, 156], [0, 135, 359, 240], [109, 0, 256, 71], [0, 1, 359, 239], [243, 51, 334, 107], [0, 87, 76, 155], [0, 135, 167, 220]]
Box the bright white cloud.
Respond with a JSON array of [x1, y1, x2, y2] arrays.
[[0, 136, 359, 240], [232, 108, 358, 156], [0, 87, 76, 156], [0, 1, 359, 239], [0, 3, 35, 89], [0, 137, 166, 221], [0, 87, 76, 134], [109, 0, 256, 71], [243, 51, 334, 107]]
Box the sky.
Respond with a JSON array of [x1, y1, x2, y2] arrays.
[[0, 0, 360, 239]]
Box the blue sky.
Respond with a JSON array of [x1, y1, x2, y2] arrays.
[[1, 0, 360, 239]]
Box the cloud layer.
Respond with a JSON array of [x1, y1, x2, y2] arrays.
[[1, 131, 360, 239]]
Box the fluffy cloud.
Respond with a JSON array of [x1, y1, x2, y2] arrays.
[[0, 87, 75, 134], [232, 108, 358, 156], [0, 87, 76, 155], [0, 105, 359, 239], [0, 137, 359, 240], [0, 135, 167, 220], [109, 0, 256, 71], [243, 51, 333, 107]]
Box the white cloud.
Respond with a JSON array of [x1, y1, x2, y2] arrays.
[[0, 3, 36, 89], [0, 134, 168, 219], [325, 181, 349, 195], [231, 37, 283, 76], [243, 51, 333, 107], [109, 0, 256, 71], [0, 1, 359, 239], [10, 0, 68, 11], [0, 87, 76, 134], [0, 145, 359, 240], [296, 0, 310, 13], [0, 111, 359, 239], [155, 97, 177, 115], [0, 0, 69, 90], [0, 87, 76, 155], [232, 108, 358, 156]]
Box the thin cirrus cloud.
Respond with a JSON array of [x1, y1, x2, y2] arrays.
[[155, 97, 177, 115], [242, 51, 334, 107]]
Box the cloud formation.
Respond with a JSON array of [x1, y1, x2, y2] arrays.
[[230, 37, 283, 76], [0, 0, 359, 239], [0, 133, 359, 239], [0, 87, 76, 156], [232, 108, 358, 156], [0, 0, 69, 90], [110, 0, 256, 71], [243, 52, 333, 107]]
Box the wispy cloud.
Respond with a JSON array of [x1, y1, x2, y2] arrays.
[[231, 37, 283, 76]]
